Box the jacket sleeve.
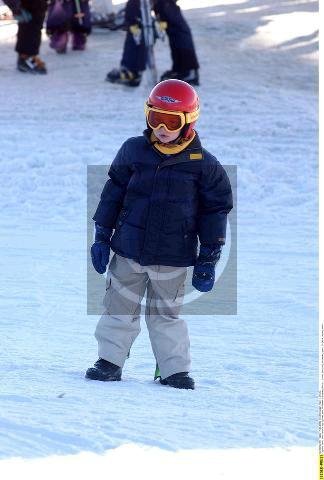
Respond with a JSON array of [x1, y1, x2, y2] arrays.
[[92, 142, 133, 228], [197, 156, 233, 245]]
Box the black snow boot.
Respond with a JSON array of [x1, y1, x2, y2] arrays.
[[17, 54, 47, 74], [160, 372, 195, 390], [106, 67, 141, 87], [160, 69, 199, 86], [85, 358, 122, 381]]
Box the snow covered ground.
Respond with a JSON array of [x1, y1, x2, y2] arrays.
[[0, 0, 318, 478]]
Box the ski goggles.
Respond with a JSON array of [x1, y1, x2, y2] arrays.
[[145, 105, 199, 133]]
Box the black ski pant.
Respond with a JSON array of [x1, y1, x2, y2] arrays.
[[15, 0, 47, 56], [154, 0, 199, 73], [121, 32, 146, 74], [121, 0, 146, 74]]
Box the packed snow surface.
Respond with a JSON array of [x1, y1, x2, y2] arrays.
[[0, 0, 318, 478]]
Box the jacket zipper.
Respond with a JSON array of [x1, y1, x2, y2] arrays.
[[141, 163, 161, 255]]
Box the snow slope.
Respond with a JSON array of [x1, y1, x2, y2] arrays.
[[0, 0, 318, 478], [0, 445, 317, 480]]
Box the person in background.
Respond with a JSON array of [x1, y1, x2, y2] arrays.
[[3, 0, 47, 73], [155, 0, 200, 85], [106, 0, 199, 87], [46, 0, 91, 53]]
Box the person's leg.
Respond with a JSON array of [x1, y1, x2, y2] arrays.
[[106, 0, 146, 86], [144, 265, 190, 380], [46, 0, 73, 53], [167, 25, 199, 73], [16, 0, 47, 72], [121, 30, 146, 72], [70, 0, 91, 51], [106, 30, 145, 86], [16, 0, 47, 56], [156, 0, 199, 84], [94, 254, 148, 368]]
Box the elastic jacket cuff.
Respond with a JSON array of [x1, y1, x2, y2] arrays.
[[197, 243, 223, 266], [95, 223, 112, 242]]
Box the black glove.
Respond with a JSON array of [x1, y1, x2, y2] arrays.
[[192, 244, 222, 292], [90, 224, 112, 274], [14, 8, 32, 23]]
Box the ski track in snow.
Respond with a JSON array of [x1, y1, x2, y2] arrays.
[[0, 0, 318, 465]]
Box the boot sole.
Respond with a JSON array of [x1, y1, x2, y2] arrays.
[[85, 369, 121, 381], [160, 378, 195, 390], [106, 77, 140, 87], [160, 380, 195, 390], [17, 66, 47, 75]]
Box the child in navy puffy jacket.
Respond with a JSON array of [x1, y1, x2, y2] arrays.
[[86, 80, 233, 389]]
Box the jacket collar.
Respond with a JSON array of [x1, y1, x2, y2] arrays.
[[150, 131, 196, 155], [143, 129, 203, 168]]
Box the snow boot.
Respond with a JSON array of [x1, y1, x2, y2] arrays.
[[106, 67, 141, 87], [72, 32, 87, 51], [160, 372, 195, 390], [160, 69, 175, 81], [17, 55, 47, 74], [179, 69, 200, 86], [85, 358, 122, 381], [49, 31, 68, 54], [160, 69, 199, 86]]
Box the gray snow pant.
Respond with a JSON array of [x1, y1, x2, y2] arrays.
[[95, 253, 190, 379]]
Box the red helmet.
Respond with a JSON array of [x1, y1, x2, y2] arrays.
[[145, 79, 200, 138]]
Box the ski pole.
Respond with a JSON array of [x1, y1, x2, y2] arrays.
[[74, 0, 84, 26], [140, 0, 158, 85]]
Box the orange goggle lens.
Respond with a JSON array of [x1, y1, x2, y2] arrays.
[[147, 109, 185, 132]]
